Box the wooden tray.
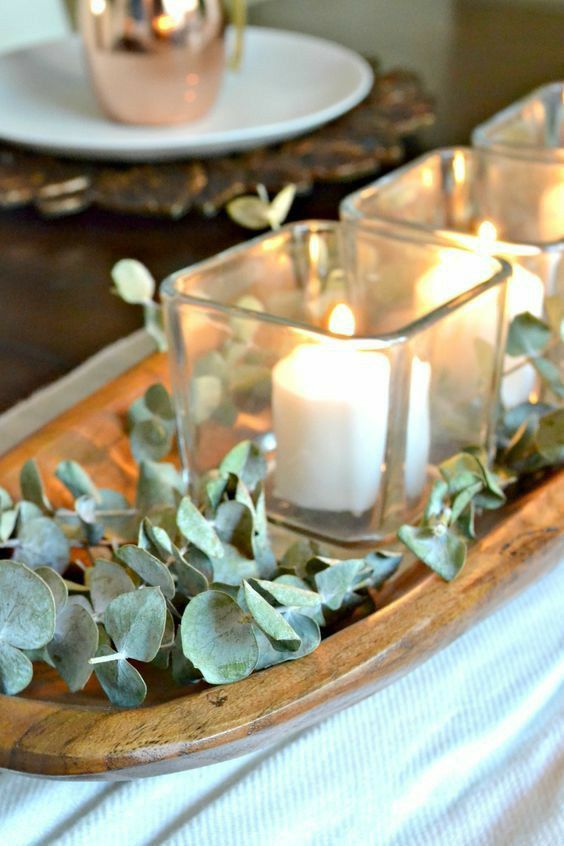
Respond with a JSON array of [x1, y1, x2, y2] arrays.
[[0, 353, 562, 781]]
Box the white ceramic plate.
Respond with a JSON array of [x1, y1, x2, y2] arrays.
[[0, 28, 373, 161]]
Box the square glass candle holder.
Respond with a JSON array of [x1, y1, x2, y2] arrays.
[[340, 147, 563, 408], [161, 220, 509, 546], [472, 82, 563, 245]]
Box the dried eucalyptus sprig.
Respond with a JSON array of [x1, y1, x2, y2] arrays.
[[506, 298, 564, 400], [111, 259, 167, 352], [226, 183, 297, 230], [398, 303, 563, 580], [0, 386, 401, 704]]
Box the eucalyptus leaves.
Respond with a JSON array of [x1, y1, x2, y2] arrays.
[[0, 390, 401, 705], [398, 303, 563, 579], [0, 298, 561, 705]]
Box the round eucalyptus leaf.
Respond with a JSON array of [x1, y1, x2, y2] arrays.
[[0, 642, 33, 695], [17, 517, 70, 574], [75, 495, 97, 524], [177, 496, 224, 559], [210, 542, 259, 586], [48, 603, 99, 692], [75, 495, 105, 545], [267, 184, 296, 229], [104, 587, 167, 662], [111, 258, 155, 304], [363, 551, 403, 589], [273, 575, 325, 625], [67, 595, 95, 615], [172, 553, 209, 597], [0, 508, 17, 543], [397, 525, 466, 582], [181, 591, 258, 684], [0, 561, 56, 649], [93, 647, 148, 708], [226, 195, 270, 230], [0, 487, 13, 510], [55, 461, 98, 500], [36, 566, 68, 612], [214, 501, 254, 557], [279, 539, 320, 579], [162, 608, 175, 649], [136, 461, 184, 512], [255, 612, 321, 671], [537, 408, 564, 464], [130, 419, 173, 464], [116, 545, 175, 599], [249, 578, 320, 609], [89, 559, 135, 615], [506, 312, 551, 357], [139, 518, 173, 560], [24, 645, 55, 668], [186, 547, 214, 582], [16, 501, 43, 529], [144, 383, 175, 421], [243, 581, 301, 652], [313, 559, 366, 611], [97, 488, 137, 541], [171, 631, 202, 686], [249, 489, 276, 578], [219, 441, 266, 490], [20, 459, 51, 513]]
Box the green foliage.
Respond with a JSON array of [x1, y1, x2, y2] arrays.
[[0, 561, 56, 694], [396, 305, 564, 581], [505, 309, 564, 402], [128, 383, 176, 464]]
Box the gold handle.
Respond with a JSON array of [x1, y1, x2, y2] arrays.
[[228, 0, 247, 70]]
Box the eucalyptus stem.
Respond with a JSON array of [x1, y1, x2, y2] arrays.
[[229, 0, 247, 70], [89, 652, 126, 665], [55, 508, 139, 520]]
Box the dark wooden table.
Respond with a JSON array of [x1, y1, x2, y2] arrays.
[[1, 0, 563, 413]]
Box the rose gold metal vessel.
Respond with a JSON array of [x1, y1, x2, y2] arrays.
[[78, 0, 226, 126]]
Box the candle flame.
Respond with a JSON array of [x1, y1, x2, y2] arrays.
[[309, 233, 322, 265], [153, 14, 179, 34], [477, 220, 498, 248], [452, 151, 466, 184], [328, 303, 355, 336], [90, 0, 106, 15]]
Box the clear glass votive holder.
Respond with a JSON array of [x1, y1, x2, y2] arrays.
[[161, 220, 509, 546], [472, 82, 563, 245], [340, 147, 563, 408]]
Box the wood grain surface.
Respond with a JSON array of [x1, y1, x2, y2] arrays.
[[0, 353, 562, 780]]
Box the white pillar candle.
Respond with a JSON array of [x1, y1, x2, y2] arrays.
[[273, 304, 434, 512], [272, 305, 391, 514]]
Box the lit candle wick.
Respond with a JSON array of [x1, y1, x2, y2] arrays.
[[477, 219, 498, 249], [328, 303, 355, 337]]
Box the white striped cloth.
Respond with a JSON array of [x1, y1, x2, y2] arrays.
[[1, 561, 562, 846]]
